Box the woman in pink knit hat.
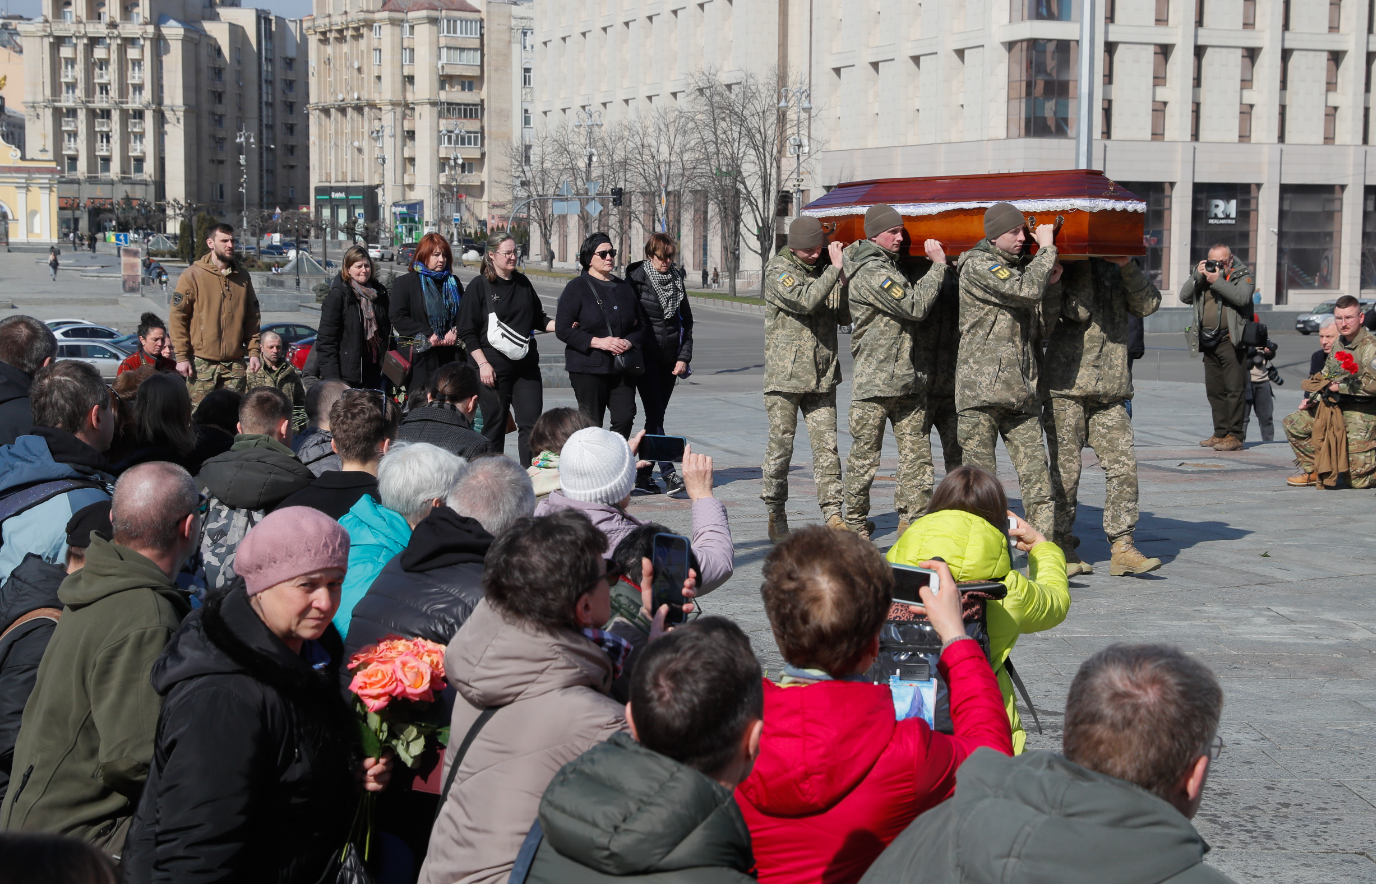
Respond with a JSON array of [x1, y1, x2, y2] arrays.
[[123, 508, 393, 884]]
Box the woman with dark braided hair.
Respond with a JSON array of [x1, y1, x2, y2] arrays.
[[117, 312, 178, 376], [390, 232, 464, 397]]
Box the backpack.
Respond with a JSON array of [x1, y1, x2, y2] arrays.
[[0, 478, 109, 556], [199, 492, 263, 591], [864, 580, 1040, 736]]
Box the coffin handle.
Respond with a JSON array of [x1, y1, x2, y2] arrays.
[[1053, 215, 1065, 239]]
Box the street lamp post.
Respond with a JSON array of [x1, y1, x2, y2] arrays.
[[573, 108, 602, 242], [371, 119, 390, 245], [778, 87, 811, 218], [236, 129, 255, 234]]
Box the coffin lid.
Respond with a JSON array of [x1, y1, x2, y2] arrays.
[[802, 169, 1145, 218]]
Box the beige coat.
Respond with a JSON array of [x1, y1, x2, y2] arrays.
[[418, 600, 626, 884]]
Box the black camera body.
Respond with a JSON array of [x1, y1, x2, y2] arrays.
[[1204, 260, 1223, 273]]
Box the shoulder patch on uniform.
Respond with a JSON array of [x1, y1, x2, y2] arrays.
[[989, 264, 1012, 281], [776, 271, 796, 287], [880, 276, 903, 298], [172, 291, 183, 306]]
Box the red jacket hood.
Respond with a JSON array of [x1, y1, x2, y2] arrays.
[[737, 679, 896, 815]]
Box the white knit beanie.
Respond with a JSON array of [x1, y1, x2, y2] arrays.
[[560, 427, 637, 506]]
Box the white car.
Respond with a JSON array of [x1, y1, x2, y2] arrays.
[[56, 341, 126, 380], [367, 244, 393, 262], [53, 323, 123, 343], [45, 318, 90, 329]]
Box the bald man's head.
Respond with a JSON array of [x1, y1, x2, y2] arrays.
[[112, 462, 198, 552]]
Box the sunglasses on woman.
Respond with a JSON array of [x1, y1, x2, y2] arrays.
[[594, 249, 617, 260]]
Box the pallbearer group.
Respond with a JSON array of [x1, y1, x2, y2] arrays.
[[762, 201, 1164, 577]]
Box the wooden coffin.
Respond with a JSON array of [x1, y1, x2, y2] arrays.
[[801, 169, 1145, 258]]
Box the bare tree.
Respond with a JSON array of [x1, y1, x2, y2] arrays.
[[621, 106, 699, 242], [503, 127, 571, 270]]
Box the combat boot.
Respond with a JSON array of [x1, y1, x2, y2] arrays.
[[1109, 537, 1163, 576], [1058, 541, 1092, 577], [825, 513, 849, 532], [1286, 471, 1317, 487], [1199, 435, 1222, 448], [768, 512, 790, 543], [1212, 435, 1243, 452]]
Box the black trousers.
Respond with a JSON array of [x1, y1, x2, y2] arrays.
[[1243, 378, 1275, 442], [634, 362, 679, 478], [569, 370, 637, 438], [1202, 342, 1246, 439], [475, 358, 544, 467]]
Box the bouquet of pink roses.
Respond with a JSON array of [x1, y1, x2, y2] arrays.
[[347, 636, 450, 767]]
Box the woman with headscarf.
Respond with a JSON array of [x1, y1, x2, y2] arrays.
[[390, 232, 464, 398], [554, 232, 647, 438], [318, 245, 393, 389]]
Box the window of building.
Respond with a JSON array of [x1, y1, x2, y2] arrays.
[[440, 102, 480, 119], [1192, 183, 1259, 270], [99, 158, 110, 174], [1243, 0, 1256, 27], [286, 144, 296, 156], [98, 84, 110, 100], [402, 47, 415, 65], [1153, 45, 1168, 86], [130, 85, 143, 103], [1279, 184, 1343, 295], [1007, 40, 1077, 138], [522, 29, 534, 51], [61, 2, 73, 22], [1009, 0, 1075, 22], [284, 58, 294, 71], [66, 156, 77, 173], [131, 157, 143, 173], [460, 79, 475, 91], [1239, 104, 1253, 142], [403, 22, 414, 37], [63, 83, 76, 99], [440, 47, 481, 65], [404, 75, 414, 89], [373, 23, 382, 38], [1197, 0, 1206, 25], [130, 59, 143, 81], [440, 18, 481, 37], [285, 123, 295, 136], [61, 59, 75, 80], [215, 136, 226, 151], [1151, 101, 1166, 140], [1325, 106, 1338, 143], [374, 48, 382, 65], [1241, 48, 1256, 89], [1329, 52, 1341, 91], [458, 131, 480, 147], [1156, 0, 1169, 23], [285, 101, 295, 115], [1101, 98, 1112, 138], [1119, 182, 1172, 288], [216, 182, 225, 201], [235, 47, 242, 64], [1193, 46, 1204, 88], [523, 66, 532, 87], [211, 90, 224, 104], [522, 106, 532, 127], [1330, 0, 1342, 31], [523, 143, 532, 165], [288, 186, 296, 199], [1278, 104, 1288, 142]]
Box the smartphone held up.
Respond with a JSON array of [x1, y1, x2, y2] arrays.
[[651, 532, 691, 625]]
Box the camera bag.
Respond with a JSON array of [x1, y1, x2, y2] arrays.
[[864, 580, 1040, 735]]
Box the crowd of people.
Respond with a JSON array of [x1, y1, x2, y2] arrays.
[[0, 217, 1241, 884]]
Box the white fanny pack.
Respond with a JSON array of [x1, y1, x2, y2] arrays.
[[487, 311, 529, 361]]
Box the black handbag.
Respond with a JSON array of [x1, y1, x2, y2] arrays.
[[589, 279, 645, 377], [1240, 320, 1268, 348]]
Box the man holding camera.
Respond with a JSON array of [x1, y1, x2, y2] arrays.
[[1179, 244, 1256, 452], [1282, 296, 1376, 488]]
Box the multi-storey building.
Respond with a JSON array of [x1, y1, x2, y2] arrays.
[[19, 0, 308, 239], [536, 0, 1376, 306], [306, 0, 528, 248]]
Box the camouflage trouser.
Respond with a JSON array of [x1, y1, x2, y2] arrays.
[[844, 394, 930, 529], [1283, 406, 1376, 487], [924, 395, 963, 472], [761, 391, 843, 519], [1045, 397, 1139, 543], [957, 405, 1054, 538], [188, 357, 247, 405]]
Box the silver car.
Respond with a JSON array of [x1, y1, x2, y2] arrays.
[[1295, 299, 1376, 334], [57, 341, 127, 381]]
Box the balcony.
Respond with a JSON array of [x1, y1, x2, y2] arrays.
[[96, 143, 111, 156], [128, 72, 143, 83], [93, 70, 110, 83], [61, 117, 78, 131], [126, 46, 142, 60], [59, 45, 76, 59], [94, 118, 111, 131], [60, 70, 77, 83], [92, 46, 108, 59], [62, 140, 78, 154], [127, 118, 143, 132], [128, 143, 144, 156]]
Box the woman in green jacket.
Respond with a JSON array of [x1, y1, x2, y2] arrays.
[[887, 465, 1070, 754]]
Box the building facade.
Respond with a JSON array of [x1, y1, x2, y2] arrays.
[[306, 0, 528, 248], [535, 0, 1376, 305], [19, 0, 308, 240]]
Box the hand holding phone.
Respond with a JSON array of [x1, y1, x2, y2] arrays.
[[638, 435, 688, 463], [649, 533, 692, 627], [1006, 510, 1046, 553], [890, 564, 938, 606], [898, 560, 965, 643]]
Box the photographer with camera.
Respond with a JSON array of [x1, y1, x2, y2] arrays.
[[1179, 244, 1256, 452], [1243, 333, 1279, 443]]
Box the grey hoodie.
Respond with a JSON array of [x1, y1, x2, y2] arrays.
[[859, 748, 1236, 884]]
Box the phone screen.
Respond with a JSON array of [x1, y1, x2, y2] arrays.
[[890, 564, 937, 606], [639, 435, 687, 462], [651, 533, 691, 625]]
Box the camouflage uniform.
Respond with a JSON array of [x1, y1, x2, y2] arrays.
[[247, 358, 309, 432], [955, 238, 1059, 537], [761, 246, 847, 519], [190, 357, 247, 403], [1283, 325, 1376, 487], [170, 252, 261, 405], [843, 239, 948, 530], [917, 269, 962, 474], [1042, 259, 1162, 542]]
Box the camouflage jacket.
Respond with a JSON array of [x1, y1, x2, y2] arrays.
[[1325, 325, 1376, 400], [762, 247, 846, 394], [1043, 258, 1162, 403], [955, 238, 1059, 414], [247, 359, 308, 430], [843, 239, 948, 400]]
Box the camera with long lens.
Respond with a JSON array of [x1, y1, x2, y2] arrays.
[[1267, 365, 1284, 386]]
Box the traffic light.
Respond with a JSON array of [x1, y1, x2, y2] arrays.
[[611, 187, 624, 207]]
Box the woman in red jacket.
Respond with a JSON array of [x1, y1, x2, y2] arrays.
[[117, 311, 178, 375], [736, 527, 1012, 884]]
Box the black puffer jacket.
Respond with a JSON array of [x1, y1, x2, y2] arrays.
[[0, 553, 66, 803], [198, 435, 315, 512], [0, 361, 34, 447], [292, 427, 341, 476], [344, 505, 492, 658], [122, 584, 359, 884], [396, 403, 494, 460], [625, 262, 695, 367], [318, 275, 392, 388]]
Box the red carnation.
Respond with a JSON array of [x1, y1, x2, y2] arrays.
[[1337, 352, 1359, 373]]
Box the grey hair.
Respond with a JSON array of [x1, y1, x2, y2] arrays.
[[378, 442, 467, 524], [111, 462, 198, 551], [1320, 315, 1337, 329], [446, 455, 536, 538]]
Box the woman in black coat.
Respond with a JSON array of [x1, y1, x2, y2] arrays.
[[389, 232, 464, 398], [317, 245, 392, 389], [624, 232, 694, 494], [456, 233, 555, 466], [122, 509, 390, 884], [554, 232, 647, 438]]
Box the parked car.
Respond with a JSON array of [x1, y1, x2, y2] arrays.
[[1296, 299, 1376, 334], [56, 341, 126, 381], [260, 245, 287, 257], [367, 244, 394, 262], [53, 324, 122, 342], [289, 335, 314, 371], [45, 318, 90, 329], [108, 333, 139, 354], [396, 245, 417, 266], [260, 322, 317, 346], [455, 237, 485, 257]]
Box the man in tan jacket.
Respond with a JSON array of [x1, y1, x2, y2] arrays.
[[169, 223, 261, 404]]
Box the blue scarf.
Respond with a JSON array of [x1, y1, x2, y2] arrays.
[[414, 263, 461, 336]]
